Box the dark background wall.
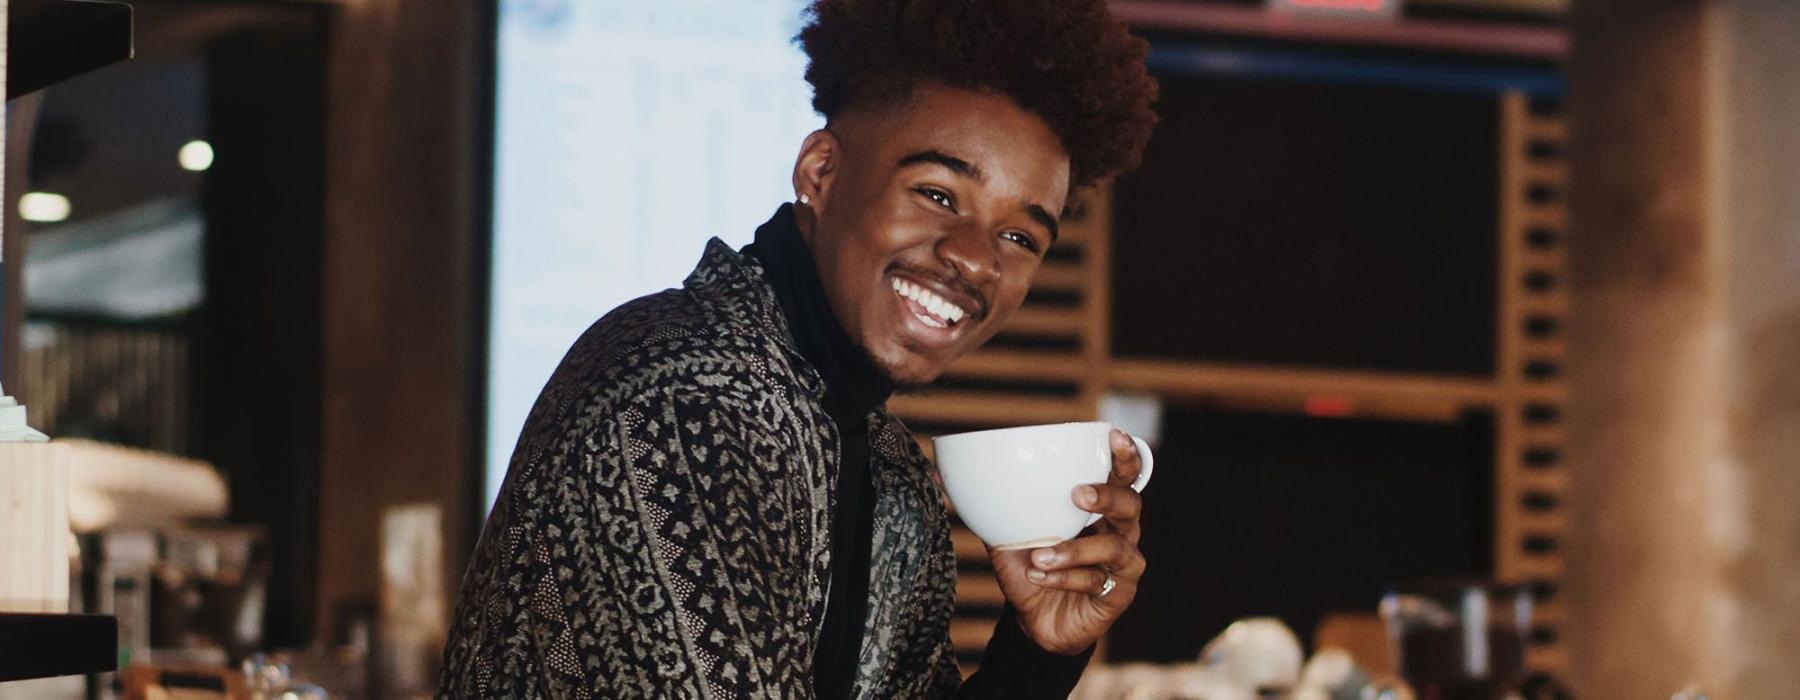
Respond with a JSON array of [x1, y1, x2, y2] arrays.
[[196, 10, 329, 648]]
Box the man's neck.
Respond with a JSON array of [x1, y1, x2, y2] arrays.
[[743, 204, 894, 420]]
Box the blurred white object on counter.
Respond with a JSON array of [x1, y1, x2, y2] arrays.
[[1200, 617, 1305, 693], [1295, 647, 1374, 700], [0, 383, 72, 613], [63, 438, 227, 531], [380, 504, 446, 698]]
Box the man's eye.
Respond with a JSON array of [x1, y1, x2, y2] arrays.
[[1001, 230, 1040, 253], [917, 187, 955, 211]]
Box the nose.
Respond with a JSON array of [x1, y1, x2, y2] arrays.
[[934, 220, 1001, 286]]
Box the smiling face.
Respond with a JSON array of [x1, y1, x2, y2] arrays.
[[791, 83, 1072, 387]]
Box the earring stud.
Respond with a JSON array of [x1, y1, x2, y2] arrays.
[[798, 194, 811, 206]]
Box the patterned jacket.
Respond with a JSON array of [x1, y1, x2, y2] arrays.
[[439, 240, 962, 698]]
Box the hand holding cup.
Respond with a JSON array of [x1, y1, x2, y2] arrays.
[[932, 422, 1153, 655]]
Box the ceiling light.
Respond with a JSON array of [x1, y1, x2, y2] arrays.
[[19, 192, 71, 223], [178, 140, 214, 172]]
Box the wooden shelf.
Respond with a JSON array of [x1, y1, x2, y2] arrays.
[[0, 613, 117, 682], [939, 349, 1092, 382], [1110, 0, 1568, 61], [1107, 358, 1499, 410]]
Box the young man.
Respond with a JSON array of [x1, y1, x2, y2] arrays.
[[440, 0, 1158, 696]]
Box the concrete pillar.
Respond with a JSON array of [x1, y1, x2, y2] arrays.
[[1566, 1, 1800, 697]]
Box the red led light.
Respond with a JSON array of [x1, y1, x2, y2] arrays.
[[1304, 395, 1356, 418]]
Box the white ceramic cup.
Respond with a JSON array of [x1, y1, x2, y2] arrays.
[[932, 421, 1154, 551]]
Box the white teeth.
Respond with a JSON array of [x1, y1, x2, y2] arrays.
[[891, 277, 965, 327]]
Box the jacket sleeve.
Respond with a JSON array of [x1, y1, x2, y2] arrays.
[[440, 384, 825, 698], [953, 606, 1095, 698]]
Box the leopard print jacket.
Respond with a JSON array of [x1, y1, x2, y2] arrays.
[[438, 240, 962, 698]]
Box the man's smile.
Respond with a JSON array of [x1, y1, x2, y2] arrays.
[[888, 271, 983, 347]]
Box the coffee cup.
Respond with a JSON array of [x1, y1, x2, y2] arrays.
[[932, 421, 1153, 551]]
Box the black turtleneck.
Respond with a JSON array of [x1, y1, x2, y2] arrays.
[[745, 205, 1091, 698]]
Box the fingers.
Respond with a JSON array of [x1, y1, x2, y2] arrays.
[[1107, 430, 1142, 488], [1029, 533, 1146, 579], [1073, 482, 1142, 539], [1025, 563, 1116, 595]]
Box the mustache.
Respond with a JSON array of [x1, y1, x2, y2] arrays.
[[888, 264, 990, 322]]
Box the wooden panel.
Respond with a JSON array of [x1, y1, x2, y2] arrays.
[[1518, 426, 1569, 444], [1516, 554, 1564, 580], [1520, 511, 1569, 532], [1520, 337, 1569, 356], [939, 349, 1093, 382], [1522, 207, 1568, 230], [1109, 359, 1497, 407], [1520, 385, 1571, 403], [1525, 162, 1569, 188], [955, 572, 1005, 607], [1519, 295, 1571, 315], [1526, 120, 1569, 143], [1001, 307, 1086, 336], [1527, 644, 1568, 671], [1030, 261, 1089, 293], [887, 392, 1091, 427], [1519, 469, 1570, 493], [1521, 251, 1568, 272], [1494, 95, 1570, 683]]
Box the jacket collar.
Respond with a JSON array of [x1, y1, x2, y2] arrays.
[[683, 237, 827, 399]]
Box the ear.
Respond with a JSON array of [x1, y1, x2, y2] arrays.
[[792, 128, 840, 216]]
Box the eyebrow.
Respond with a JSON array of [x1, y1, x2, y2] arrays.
[[898, 150, 982, 179], [1026, 205, 1061, 243], [897, 149, 1062, 243]]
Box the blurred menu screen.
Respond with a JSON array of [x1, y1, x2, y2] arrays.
[[486, 0, 820, 508]]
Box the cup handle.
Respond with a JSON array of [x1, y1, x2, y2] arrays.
[[1084, 433, 1154, 527]]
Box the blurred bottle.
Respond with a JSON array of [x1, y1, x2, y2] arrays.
[[1380, 579, 1530, 700]]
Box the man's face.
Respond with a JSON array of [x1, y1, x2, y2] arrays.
[[797, 83, 1071, 387]]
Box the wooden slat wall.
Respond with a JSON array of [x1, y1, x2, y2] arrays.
[[888, 187, 1114, 675], [892, 96, 1571, 680], [1494, 92, 1570, 675]]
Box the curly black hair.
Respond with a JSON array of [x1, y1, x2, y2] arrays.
[[797, 0, 1159, 186]]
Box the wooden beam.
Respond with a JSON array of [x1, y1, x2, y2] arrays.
[[1107, 359, 1498, 407], [1001, 307, 1086, 336], [950, 617, 998, 654], [888, 392, 1092, 426], [940, 349, 1093, 382], [955, 573, 1005, 608], [1029, 262, 1089, 293]]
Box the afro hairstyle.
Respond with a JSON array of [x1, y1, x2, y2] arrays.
[[797, 0, 1159, 187]]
